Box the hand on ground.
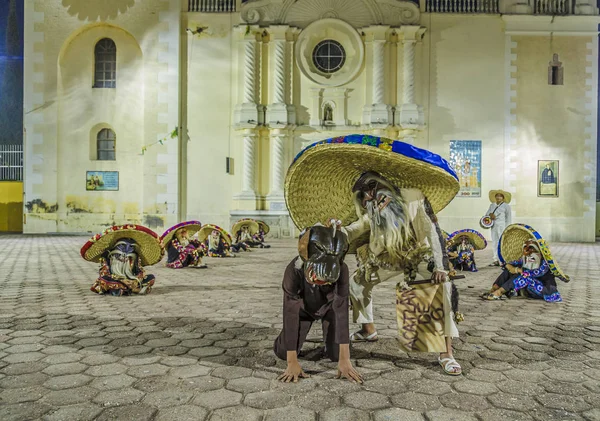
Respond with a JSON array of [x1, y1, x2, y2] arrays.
[[277, 361, 310, 383]]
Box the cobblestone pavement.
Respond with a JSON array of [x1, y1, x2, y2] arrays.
[[0, 235, 599, 421]]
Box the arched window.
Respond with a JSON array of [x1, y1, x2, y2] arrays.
[[94, 38, 116, 88], [97, 128, 116, 160]]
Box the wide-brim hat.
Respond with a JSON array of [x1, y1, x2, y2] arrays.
[[256, 220, 270, 235], [447, 229, 487, 250], [231, 219, 260, 236], [285, 134, 459, 232], [197, 224, 233, 244], [498, 223, 569, 282], [160, 220, 202, 247], [489, 189, 512, 204], [81, 224, 163, 266]]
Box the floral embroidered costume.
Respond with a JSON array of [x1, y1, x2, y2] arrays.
[[81, 225, 163, 296], [484, 223, 569, 302], [446, 229, 487, 272], [161, 221, 207, 269], [233, 218, 271, 248], [198, 224, 240, 257]]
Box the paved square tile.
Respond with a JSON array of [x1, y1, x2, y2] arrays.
[[0, 235, 598, 420]]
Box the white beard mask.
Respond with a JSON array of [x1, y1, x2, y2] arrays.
[[109, 250, 138, 280], [522, 252, 542, 270]]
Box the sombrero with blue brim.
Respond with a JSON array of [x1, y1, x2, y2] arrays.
[[498, 223, 570, 283], [447, 229, 487, 251], [285, 134, 459, 235]]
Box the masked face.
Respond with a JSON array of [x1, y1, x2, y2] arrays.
[[109, 239, 139, 279], [176, 228, 190, 247], [299, 225, 348, 286], [522, 241, 542, 270], [240, 226, 252, 241]]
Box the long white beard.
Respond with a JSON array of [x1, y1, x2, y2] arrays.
[[364, 190, 411, 260], [109, 252, 138, 279], [240, 231, 252, 241], [523, 253, 541, 270], [209, 237, 220, 249], [178, 238, 190, 247]]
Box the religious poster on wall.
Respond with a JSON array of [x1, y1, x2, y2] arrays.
[[538, 160, 559, 197], [449, 140, 482, 197], [86, 171, 119, 191]]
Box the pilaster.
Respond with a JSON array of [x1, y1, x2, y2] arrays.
[[398, 25, 426, 130], [362, 26, 392, 128], [234, 26, 261, 126]]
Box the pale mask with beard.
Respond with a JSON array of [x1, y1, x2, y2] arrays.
[[240, 226, 253, 242], [352, 172, 412, 260], [209, 230, 221, 249], [522, 241, 542, 270], [175, 229, 190, 247], [108, 239, 139, 280]]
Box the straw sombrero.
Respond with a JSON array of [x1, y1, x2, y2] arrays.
[[197, 224, 233, 245], [81, 224, 163, 266], [498, 223, 569, 282], [160, 220, 202, 247], [256, 220, 270, 235], [231, 219, 260, 237], [489, 189, 512, 204], [285, 135, 459, 232], [447, 229, 487, 251]]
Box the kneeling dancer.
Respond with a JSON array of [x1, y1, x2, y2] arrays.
[[484, 223, 568, 302], [446, 229, 487, 272], [81, 225, 163, 296], [274, 224, 362, 383], [161, 220, 207, 268], [285, 134, 463, 375]]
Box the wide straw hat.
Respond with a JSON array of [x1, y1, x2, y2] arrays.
[[489, 189, 512, 204], [285, 134, 459, 231], [231, 219, 260, 236], [81, 224, 163, 266], [160, 220, 202, 247], [447, 229, 487, 251], [498, 223, 569, 282], [256, 220, 270, 235], [197, 224, 233, 245]]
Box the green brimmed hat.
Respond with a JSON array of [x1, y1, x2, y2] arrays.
[[231, 219, 260, 236], [160, 220, 202, 247], [447, 229, 487, 251], [285, 134, 459, 231], [498, 223, 569, 282], [80, 224, 163, 266]]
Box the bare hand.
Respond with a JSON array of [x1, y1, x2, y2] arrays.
[[336, 359, 363, 383], [431, 270, 447, 284], [277, 361, 309, 383], [325, 218, 343, 229], [489, 214, 497, 220]]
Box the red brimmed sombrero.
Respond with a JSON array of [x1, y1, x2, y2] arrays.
[[197, 224, 233, 244], [81, 225, 163, 266], [160, 220, 202, 247]]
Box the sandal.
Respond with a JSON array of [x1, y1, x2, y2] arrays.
[[350, 330, 378, 342], [439, 356, 462, 376], [484, 293, 505, 301]]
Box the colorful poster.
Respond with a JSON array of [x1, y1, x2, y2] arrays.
[[538, 160, 559, 197], [86, 171, 119, 191], [449, 140, 482, 197]]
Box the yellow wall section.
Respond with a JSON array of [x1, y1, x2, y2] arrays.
[[0, 182, 23, 232]]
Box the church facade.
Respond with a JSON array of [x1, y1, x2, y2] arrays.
[[23, 0, 600, 241]]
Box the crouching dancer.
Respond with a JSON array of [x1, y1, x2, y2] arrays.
[[274, 224, 362, 384]]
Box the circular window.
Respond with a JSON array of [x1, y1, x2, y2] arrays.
[[312, 40, 346, 74]]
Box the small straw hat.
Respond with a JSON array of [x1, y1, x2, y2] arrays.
[[498, 223, 569, 282], [81, 224, 163, 266], [285, 134, 459, 231], [489, 189, 512, 204], [256, 220, 270, 235], [447, 229, 487, 251], [197, 224, 233, 245], [160, 220, 202, 247], [231, 219, 260, 236]]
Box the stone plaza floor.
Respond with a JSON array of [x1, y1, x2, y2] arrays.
[[0, 234, 599, 421]]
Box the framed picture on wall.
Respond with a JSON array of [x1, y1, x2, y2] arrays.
[[538, 160, 558, 197]]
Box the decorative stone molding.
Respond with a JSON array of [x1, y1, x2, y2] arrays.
[[240, 0, 420, 28], [398, 26, 426, 129], [295, 18, 364, 87], [234, 26, 261, 127], [310, 88, 351, 127], [362, 26, 392, 127]]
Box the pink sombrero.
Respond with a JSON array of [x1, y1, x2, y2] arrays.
[[81, 224, 164, 266], [160, 220, 202, 247]]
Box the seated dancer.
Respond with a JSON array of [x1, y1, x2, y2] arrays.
[[483, 223, 569, 302], [161, 221, 207, 269], [198, 224, 240, 257], [274, 224, 362, 384], [253, 220, 272, 248], [233, 219, 270, 248], [446, 229, 487, 272], [81, 225, 163, 296], [285, 135, 463, 375]]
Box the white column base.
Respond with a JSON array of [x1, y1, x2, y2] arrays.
[[266, 103, 294, 126], [398, 103, 424, 128], [234, 103, 260, 126]]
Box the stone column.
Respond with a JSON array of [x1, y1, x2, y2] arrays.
[[398, 26, 426, 129], [238, 130, 257, 199], [362, 26, 392, 128], [267, 132, 286, 206], [266, 26, 297, 125], [234, 26, 260, 125]]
